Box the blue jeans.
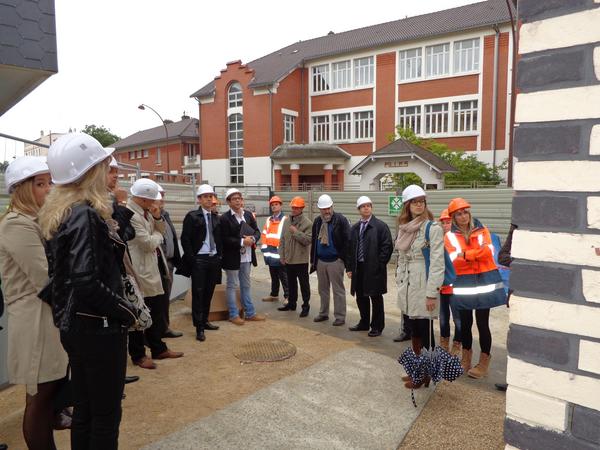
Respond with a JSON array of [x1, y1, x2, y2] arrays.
[[439, 293, 461, 341], [225, 263, 256, 319]]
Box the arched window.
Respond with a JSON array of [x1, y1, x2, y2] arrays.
[[228, 82, 243, 108], [228, 113, 243, 184]]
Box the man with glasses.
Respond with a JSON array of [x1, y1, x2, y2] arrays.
[[220, 188, 266, 325]]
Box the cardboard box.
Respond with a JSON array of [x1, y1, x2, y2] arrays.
[[184, 284, 243, 321]]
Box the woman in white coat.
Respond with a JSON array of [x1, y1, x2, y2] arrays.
[[396, 185, 445, 389], [0, 156, 68, 449]]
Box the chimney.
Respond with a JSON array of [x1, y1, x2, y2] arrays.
[[181, 112, 190, 120]]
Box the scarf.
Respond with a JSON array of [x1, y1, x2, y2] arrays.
[[318, 212, 333, 246], [395, 216, 426, 252]]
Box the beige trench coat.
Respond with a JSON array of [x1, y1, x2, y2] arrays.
[[396, 220, 445, 319], [0, 212, 68, 394], [126, 200, 166, 298], [279, 214, 312, 265]]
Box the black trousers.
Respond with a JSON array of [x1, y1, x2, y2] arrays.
[[286, 263, 310, 308], [355, 263, 385, 331], [160, 261, 175, 329], [460, 308, 492, 353], [269, 265, 289, 298], [61, 330, 127, 450], [411, 318, 435, 351], [191, 255, 221, 331], [402, 314, 413, 336], [128, 294, 168, 360]]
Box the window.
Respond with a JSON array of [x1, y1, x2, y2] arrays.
[[425, 103, 449, 134], [354, 56, 374, 87], [156, 147, 161, 164], [399, 48, 422, 81], [228, 82, 242, 108], [312, 64, 329, 92], [187, 143, 197, 157], [398, 106, 421, 133], [332, 60, 351, 90], [135, 150, 141, 159], [453, 100, 478, 132], [312, 115, 329, 142], [454, 38, 480, 73], [228, 113, 244, 184], [142, 149, 148, 158], [332, 113, 351, 141], [425, 43, 450, 77], [354, 111, 374, 140], [129, 151, 135, 160], [283, 114, 296, 143]]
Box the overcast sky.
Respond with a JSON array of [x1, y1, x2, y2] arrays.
[[0, 0, 483, 161]]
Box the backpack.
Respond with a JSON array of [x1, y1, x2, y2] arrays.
[[421, 221, 457, 286]]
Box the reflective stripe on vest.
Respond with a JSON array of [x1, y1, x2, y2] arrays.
[[446, 232, 462, 261], [452, 282, 505, 295]]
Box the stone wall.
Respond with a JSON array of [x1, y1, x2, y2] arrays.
[[506, 1, 600, 449]]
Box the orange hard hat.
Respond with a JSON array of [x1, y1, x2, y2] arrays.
[[290, 196, 306, 208], [269, 195, 282, 205], [447, 198, 471, 215], [439, 208, 450, 221]]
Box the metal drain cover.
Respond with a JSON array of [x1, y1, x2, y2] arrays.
[[233, 338, 296, 363]]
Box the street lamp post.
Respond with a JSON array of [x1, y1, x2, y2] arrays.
[[138, 104, 171, 179]]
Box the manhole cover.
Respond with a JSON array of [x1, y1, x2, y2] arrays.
[[233, 338, 296, 363]]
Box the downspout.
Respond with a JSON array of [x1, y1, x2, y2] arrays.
[[491, 24, 500, 171], [195, 97, 202, 185], [268, 86, 274, 190], [505, 0, 518, 187], [300, 64, 305, 143]]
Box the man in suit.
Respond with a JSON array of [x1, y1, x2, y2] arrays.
[[219, 188, 266, 325], [346, 196, 393, 337], [157, 185, 183, 339], [179, 184, 222, 342]]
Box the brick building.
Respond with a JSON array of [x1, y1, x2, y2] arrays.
[[191, 0, 514, 190], [112, 115, 199, 183]]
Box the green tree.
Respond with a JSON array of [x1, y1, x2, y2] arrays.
[[390, 127, 506, 188], [81, 124, 120, 147]]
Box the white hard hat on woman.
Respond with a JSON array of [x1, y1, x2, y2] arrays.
[[4, 156, 49, 194], [401, 185, 426, 203]]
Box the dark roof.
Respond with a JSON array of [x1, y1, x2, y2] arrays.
[[113, 118, 199, 150], [350, 138, 457, 174], [191, 0, 512, 98], [271, 143, 351, 160]]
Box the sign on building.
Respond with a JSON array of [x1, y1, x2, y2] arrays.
[[388, 195, 403, 215]]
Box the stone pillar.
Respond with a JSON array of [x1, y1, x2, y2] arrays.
[[336, 165, 345, 191], [290, 163, 300, 191], [273, 164, 282, 190], [505, 2, 600, 449], [323, 164, 333, 190]]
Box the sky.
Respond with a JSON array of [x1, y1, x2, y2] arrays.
[[0, 0, 483, 161]]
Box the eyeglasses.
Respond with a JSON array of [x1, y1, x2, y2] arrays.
[[410, 199, 426, 205]]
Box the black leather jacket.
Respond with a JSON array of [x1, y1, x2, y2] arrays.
[[43, 202, 137, 334]]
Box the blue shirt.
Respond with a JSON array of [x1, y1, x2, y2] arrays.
[[316, 221, 338, 262], [197, 208, 216, 255]]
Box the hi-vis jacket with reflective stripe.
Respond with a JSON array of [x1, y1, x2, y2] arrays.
[[444, 218, 506, 310], [261, 214, 286, 266]]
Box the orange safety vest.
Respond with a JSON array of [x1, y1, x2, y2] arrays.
[[261, 214, 286, 265]]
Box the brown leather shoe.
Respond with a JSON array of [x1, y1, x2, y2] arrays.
[[133, 356, 157, 370], [246, 314, 266, 321], [261, 296, 278, 302], [230, 316, 245, 325], [155, 349, 184, 360]]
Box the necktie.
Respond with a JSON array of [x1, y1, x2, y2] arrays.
[[358, 221, 367, 262], [206, 214, 215, 253]]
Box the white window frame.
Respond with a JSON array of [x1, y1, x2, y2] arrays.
[[142, 149, 149, 158], [228, 113, 244, 184], [398, 105, 422, 134], [332, 112, 351, 142], [312, 64, 330, 93], [129, 151, 135, 160], [312, 115, 330, 142], [353, 56, 374, 87], [354, 111, 374, 140], [452, 100, 478, 133], [309, 107, 374, 143], [332, 60, 351, 90], [398, 48, 422, 81], [425, 43, 450, 78], [283, 114, 296, 143], [453, 38, 480, 74], [228, 82, 243, 109]]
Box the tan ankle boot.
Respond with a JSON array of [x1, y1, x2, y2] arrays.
[[440, 337, 450, 352], [451, 341, 462, 356], [461, 349, 473, 372], [468, 353, 491, 379]]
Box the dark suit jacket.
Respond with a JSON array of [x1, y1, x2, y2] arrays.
[[161, 210, 181, 267], [220, 209, 261, 270], [178, 208, 222, 277]]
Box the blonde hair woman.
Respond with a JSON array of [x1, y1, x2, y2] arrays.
[[39, 133, 138, 450], [0, 156, 68, 449]]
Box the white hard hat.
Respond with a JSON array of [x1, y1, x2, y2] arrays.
[[225, 187, 241, 200], [47, 133, 113, 185], [109, 156, 119, 169], [4, 156, 50, 194], [156, 183, 165, 194], [196, 184, 215, 197], [130, 178, 161, 200], [317, 194, 333, 209], [356, 196, 372, 208], [402, 185, 426, 203]]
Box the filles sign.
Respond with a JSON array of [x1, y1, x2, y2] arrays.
[[383, 161, 408, 168]]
